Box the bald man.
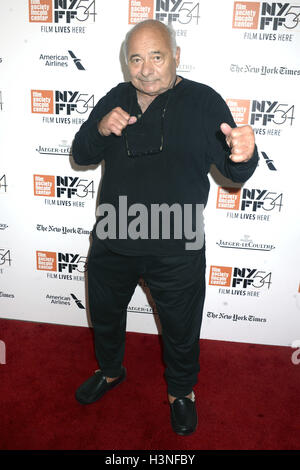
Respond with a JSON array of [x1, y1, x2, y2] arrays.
[[72, 20, 258, 436]]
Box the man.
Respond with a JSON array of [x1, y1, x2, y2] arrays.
[[72, 19, 258, 436]]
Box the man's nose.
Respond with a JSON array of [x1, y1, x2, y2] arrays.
[[140, 59, 154, 77]]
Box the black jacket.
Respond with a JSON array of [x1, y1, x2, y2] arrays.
[[72, 78, 259, 256]]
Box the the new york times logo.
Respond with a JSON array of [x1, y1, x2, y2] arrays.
[[250, 100, 295, 126], [155, 0, 200, 24], [241, 188, 283, 212], [260, 3, 300, 30], [55, 91, 94, 115], [53, 0, 96, 23], [232, 268, 272, 289]]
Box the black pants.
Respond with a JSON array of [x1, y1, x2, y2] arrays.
[[87, 236, 206, 397]]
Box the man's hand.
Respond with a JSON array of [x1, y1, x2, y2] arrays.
[[220, 123, 255, 163], [98, 107, 137, 137]]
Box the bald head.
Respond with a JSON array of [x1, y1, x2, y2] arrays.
[[124, 19, 180, 98], [124, 20, 177, 64]]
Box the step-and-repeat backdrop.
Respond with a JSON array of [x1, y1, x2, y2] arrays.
[[1, 1, 299, 347]]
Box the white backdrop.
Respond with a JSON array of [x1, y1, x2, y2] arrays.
[[0, 0, 299, 347]]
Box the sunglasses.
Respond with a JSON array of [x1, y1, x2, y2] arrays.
[[124, 92, 171, 158]]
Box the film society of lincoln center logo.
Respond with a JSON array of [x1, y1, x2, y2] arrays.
[[232, 2, 300, 37], [128, 0, 201, 25], [209, 265, 272, 296], [216, 186, 283, 221], [33, 174, 95, 207], [31, 89, 94, 125], [36, 250, 86, 280], [28, 0, 96, 31], [226, 98, 295, 136]]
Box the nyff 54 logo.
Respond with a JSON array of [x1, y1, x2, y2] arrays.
[[33, 175, 95, 199], [209, 266, 272, 290], [29, 0, 96, 24], [128, 0, 201, 25], [0, 249, 12, 268], [232, 2, 300, 31], [0, 175, 7, 194], [36, 251, 87, 274], [217, 187, 283, 212], [31, 90, 94, 116], [226, 98, 295, 127]]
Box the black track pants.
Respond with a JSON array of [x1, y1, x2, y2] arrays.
[[87, 236, 206, 397]]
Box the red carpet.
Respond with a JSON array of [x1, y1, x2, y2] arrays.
[[0, 318, 299, 451]]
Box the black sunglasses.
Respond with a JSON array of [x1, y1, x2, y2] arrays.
[[124, 92, 171, 158]]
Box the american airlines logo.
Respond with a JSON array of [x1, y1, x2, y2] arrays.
[[39, 50, 86, 70], [68, 50, 85, 70]]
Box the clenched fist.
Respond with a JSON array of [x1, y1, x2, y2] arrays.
[[220, 123, 255, 163], [98, 107, 137, 137]]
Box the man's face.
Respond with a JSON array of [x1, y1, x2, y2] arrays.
[[127, 25, 180, 97]]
